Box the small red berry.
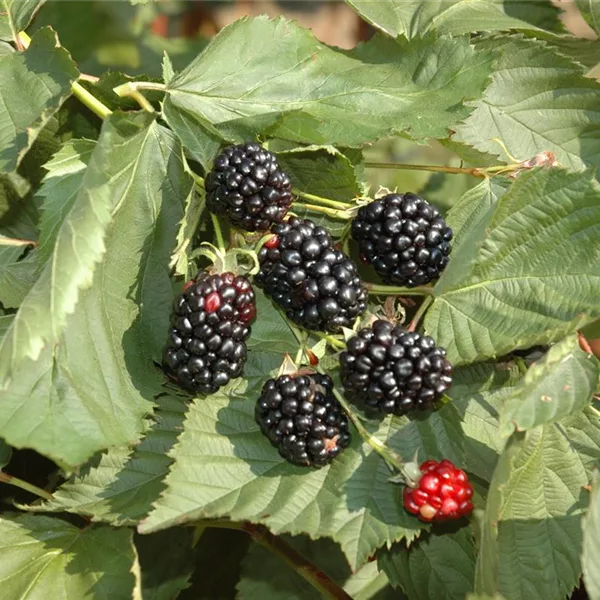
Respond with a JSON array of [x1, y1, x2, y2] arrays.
[[205, 292, 222, 313], [183, 280, 195, 293], [403, 459, 474, 523], [264, 235, 279, 249]]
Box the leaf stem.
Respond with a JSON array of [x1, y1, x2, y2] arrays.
[[365, 283, 434, 297], [329, 385, 404, 472], [364, 161, 525, 179], [115, 81, 167, 93], [292, 189, 352, 210], [316, 332, 346, 351], [407, 296, 433, 332], [191, 172, 205, 189], [202, 520, 353, 600], [113, 82, 155, 113], [0, 472, 53, 501], [210, 214, 226, 254], [292, 202, 351, 220], [0, 237, 37, 247], [71, 81, 113, 120]]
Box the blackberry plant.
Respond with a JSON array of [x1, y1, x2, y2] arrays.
[[1, 2, 599, 600]]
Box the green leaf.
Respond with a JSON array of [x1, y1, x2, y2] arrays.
[[475, 409, 600, 600], [346, 0, 561, 38], [36, 139, 95, 264], [454, 36, 600, 170], [0, 28, 78, 174], [500, 335, 600, 436], [582, 471, 600, 600], [0, 0, 46, 42], [0, 113, 191, 467], [36, 395, 188, 524], [163, 16, 493, 165], [451, 361, 523, 483], [577, 0, 600, 35], [139, 357, 465, 569], [135, 529, 194, 600], [0, 314, 13, 341], [0, 437, 11, 468], [0, 514, 136, 599], [379, 527, 476, 600], [238, 535, 398, 600], [425, 168, 600, 365], [0, 244, 37, 308]]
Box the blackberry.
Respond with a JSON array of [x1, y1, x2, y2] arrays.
[[205, 142, 293, 231], [339, 320, 452, 416], [255, 373, 351, 467], [163, 271, 256, 395], [351, 193, 452, 287], [403, 459, 474, 522], [256, 217, 367, 332]]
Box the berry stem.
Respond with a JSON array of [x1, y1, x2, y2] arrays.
[[18, 31, 113, 121], [211, 214, 227, 254], [201, 520, 353, 600], [407, 296, 434, 332], [292, 202, 352, 220], [0, 471, 53, 501], [327, 383, 405, 472], [292, 189, 353, 210], [365, 283, 434, 297], [316, 332, 346, 351], [191, 172, 205, 189]]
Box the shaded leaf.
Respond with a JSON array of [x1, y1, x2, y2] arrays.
[[238, 535, 397, 600], [347, 0, 561, 38], [379, 527, 476, 600], [475, 409, 600, 600], [0, 244, 37, 308], [0, 437, 11, 468], [500, 335, 600, 436], [135, 529, 194, 600], [164, 16, 493, 167], [0, 28, 77, 174], [582, 470, 600, 600], [426, 168, 600, 365], [0, 0, 46, 42], [0, 514, 136, 600], [454, 37, 600, 170], [0, 113, 191, 467]]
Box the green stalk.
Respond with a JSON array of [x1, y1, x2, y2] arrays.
[[292, 189, 352, 210], [292, 202, 351, 220], [201, 520, 353, 600], [113, 82, 155, 113], [364, 161, 524, 179], [407, 296, 434, 332], [316, 332, 346, 351], [366, 283, 434, 296], [0, 472, 53, 501], [210, 214, 226, 254]]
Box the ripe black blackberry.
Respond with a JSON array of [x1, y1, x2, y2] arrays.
[[351, 193, 453, 287], [256, 373, 351, 467], [163, 271, 256, 395], [256, 217, 367, 332], [340, 320, 452, 416], [205, 142, 293, 232]]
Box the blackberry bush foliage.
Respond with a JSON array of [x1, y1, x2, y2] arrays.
[[1, 2, 600, 600]]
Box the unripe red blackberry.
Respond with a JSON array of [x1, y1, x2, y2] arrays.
[[351, 193, 452, 287], [255, 373, 351, 467], [339, 320, 452, 416], [163, 271, 256, 395], [256, 217, 367, 332], [403, 459, 474, 522], [205, 142, 293, 232]]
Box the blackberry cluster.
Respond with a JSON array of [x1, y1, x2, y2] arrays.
[[255, 373, 351, 467], [351, 193, 453, 287], [339, 320, 452, 416], [205, 143, 293, 231], [256, 217, 367, 332], [163, 272, 256, 395]]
